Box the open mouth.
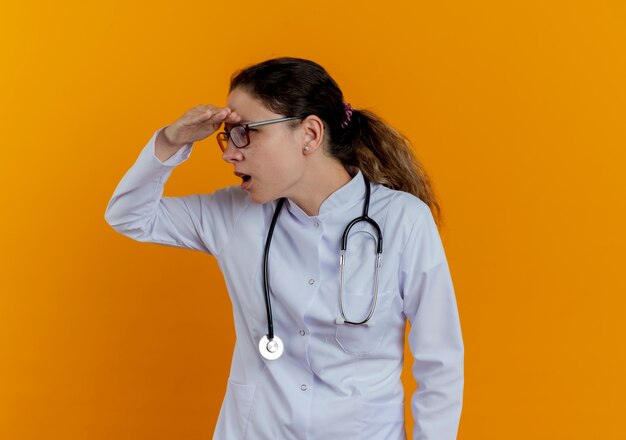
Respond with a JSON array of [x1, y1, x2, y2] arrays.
[[235, 171, 253, 189], [235, 171, 252, 181]]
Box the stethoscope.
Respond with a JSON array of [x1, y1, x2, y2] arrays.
[[258, 175, 383, 360]]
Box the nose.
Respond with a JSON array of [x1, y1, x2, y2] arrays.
[[221, 140, 244, 164]]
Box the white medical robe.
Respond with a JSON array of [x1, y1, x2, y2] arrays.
[[104, 127, 464, 439]]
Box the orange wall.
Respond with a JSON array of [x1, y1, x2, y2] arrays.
[[1, 1, 624, 439]]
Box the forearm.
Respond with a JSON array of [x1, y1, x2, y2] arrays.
[[104, 127, 192, 235], [407, 261, 465, 440], [410, 342, 464, 439], [155, 125, 187, 162]]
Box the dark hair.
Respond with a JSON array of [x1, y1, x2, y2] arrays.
[[229, 57, 443, 228]]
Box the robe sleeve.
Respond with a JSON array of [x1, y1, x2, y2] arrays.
[[400, 208, 465, 440], [104, 126, 247, 256]]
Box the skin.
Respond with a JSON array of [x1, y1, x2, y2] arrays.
[[156, 105, 242, 162], [221, 88, 353, 216]]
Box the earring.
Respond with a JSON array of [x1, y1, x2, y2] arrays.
[[303, 145, 310, 152]]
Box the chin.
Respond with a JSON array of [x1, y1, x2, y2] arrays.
[[247, 189, 284, 206], [247, 191, 271, 205]]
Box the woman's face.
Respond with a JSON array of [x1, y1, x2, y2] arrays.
[[223, 88, 306, 204]]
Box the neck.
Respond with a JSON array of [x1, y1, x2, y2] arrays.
[[289, 162, 354, 217]]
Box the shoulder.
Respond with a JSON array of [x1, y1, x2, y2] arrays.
[[200, 184, 256, 223], [210, 184, 250, 205], [371, 184, 441, 263], [372, 183, 433, 225], [208, 184, 280, 224]]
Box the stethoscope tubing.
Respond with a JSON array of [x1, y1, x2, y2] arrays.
[[338, 176, 383, 325], [262, 197, 286, 341], [260, 175, 382, 359]]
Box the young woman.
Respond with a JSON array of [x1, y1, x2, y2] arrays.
[[105, 57, 464, 439]]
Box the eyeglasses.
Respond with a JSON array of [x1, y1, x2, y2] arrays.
[[217, 116, 302, 152]]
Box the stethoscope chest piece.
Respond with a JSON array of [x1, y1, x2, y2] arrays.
[[259, 335, 284, 360]]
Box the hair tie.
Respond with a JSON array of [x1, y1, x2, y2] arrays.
[[341, 101, 353, 128]]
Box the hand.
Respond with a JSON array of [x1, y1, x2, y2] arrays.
[[163, 105, 241, 148]]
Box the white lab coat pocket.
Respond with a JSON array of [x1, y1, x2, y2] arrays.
[[334, 290, 392, 356], [215, 378, 257, 439], [358, 401, 405, 439]]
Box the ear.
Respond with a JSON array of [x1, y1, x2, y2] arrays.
[[300, 115, 325, 154]]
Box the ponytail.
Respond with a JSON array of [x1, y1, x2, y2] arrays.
[[340, 108, 443, 228]]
